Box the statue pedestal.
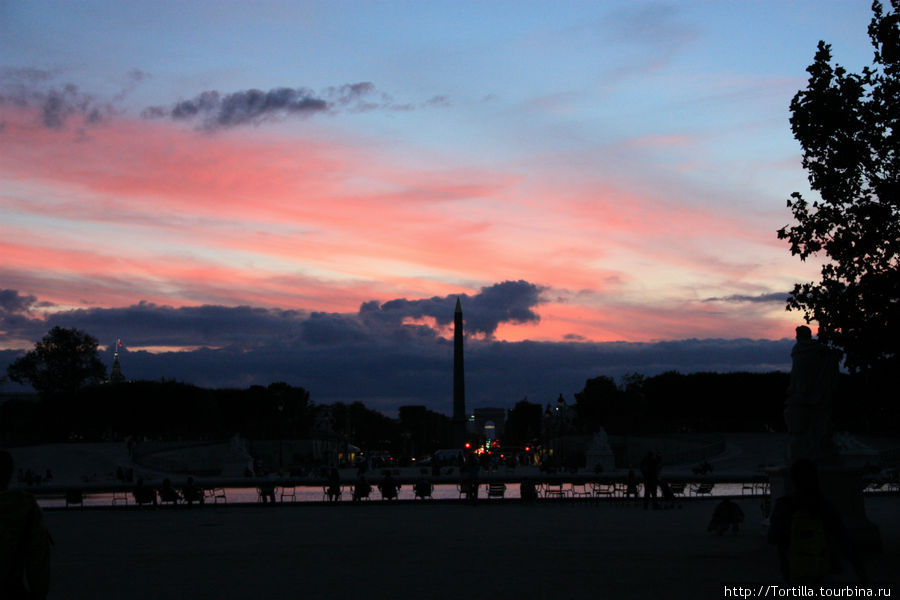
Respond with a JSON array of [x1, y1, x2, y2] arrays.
[[585, 430, 616, 473], [769, 463, 882, 553]]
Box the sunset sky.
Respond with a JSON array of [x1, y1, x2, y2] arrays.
[[0, 1, 879, 410]]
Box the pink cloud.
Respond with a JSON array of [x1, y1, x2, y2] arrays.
[[1, 105, 803, 343]]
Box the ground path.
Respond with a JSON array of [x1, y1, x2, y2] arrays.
[[45, 496, 898, 599]]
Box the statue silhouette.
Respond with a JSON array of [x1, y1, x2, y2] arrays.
[[785, 326, 838, 461]]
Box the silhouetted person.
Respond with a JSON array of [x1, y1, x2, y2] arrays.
[[326, 468, 341, 502], [659, 480, 678, 509], [624, 470, 639, 500], [520, 479, 538, 504], [414, 477, 433, 499], [352, 474, 371, 502], [708, 498, 744, 534], [379, 472, 400, 501], [640, 451, 661, 509], [133, 478, 157, 506], [181, 477, 203, 507], [767, 459, 866, 583], [159, 478, 181, 505], [464, 454, 480, 505], [785, 326, 838, 461], [258, 471, 276, 504], [0, 449, 51, 599]]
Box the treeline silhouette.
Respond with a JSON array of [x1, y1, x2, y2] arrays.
[[0, 380, 453, 455], [572, 371, 894, 435], [574, 372, 792, 434], [1, 370, 894, 450]]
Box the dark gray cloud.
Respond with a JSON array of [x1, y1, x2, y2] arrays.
[[424, 95, 450, 108], [148, 87, 327, 128], [3, 71, 446, 132], [0, 289, 38, 314], [0, 69, 140, 130], [324, 82, 377, 106], [141, 82, 450, 129], [0, 68, 58, 84], [0, 281, 542, 348], [704, 292, 788, 304], [0, 290, 53, 348], [46, 302, 308, 348], [142, 83, 387, 130], [0, 81, 114, 129], [0, 284, 792, 412], [360, 280, 543, 337], [1, 335, 793, 414], [300, 312, 369, 345]]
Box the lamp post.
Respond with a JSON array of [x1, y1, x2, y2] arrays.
[[277, 400, 284, 471]]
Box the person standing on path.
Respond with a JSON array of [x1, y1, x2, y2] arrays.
[[1, 448, 51, 599]]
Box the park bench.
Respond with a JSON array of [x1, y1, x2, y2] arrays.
[[279, 486, 296, 503], [205, 487, 227, 503], [414, 481, 434, 500], [542, 482, 568, 499], [158, 487, 181, 506], [323, 484, 342, 502], [691, 482, 714, 496], [570, 483, 591, 498], [133, 487, 157, 507], [591, 482, 615, 498], [351, 482, 371, 501], [487, 483, 506, 499], [668, 482, 686, 496], [65, 489, 84, 509]]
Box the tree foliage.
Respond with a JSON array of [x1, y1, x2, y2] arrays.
[[397, 405, 451, 457], [572, 372, 795, 433], [503, 398, 543, 445], [778, 1, 899, 374], [573, 376, 618, 433], [6, 327, 107, 397]]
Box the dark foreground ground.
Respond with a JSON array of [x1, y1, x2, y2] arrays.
[[45, 497, 898, 600]]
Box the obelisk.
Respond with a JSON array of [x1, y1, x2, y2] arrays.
[[452, 297, 466, 446]]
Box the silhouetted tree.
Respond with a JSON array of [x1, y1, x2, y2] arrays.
[[398, 405, 451, 457], [7, 327, 106, 397], [573, 376, 618, 433], [778, 1, 899, 375], [265, 381, 312, 436], [504, 398, 543, 446], [331, 401, 401, 453]]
